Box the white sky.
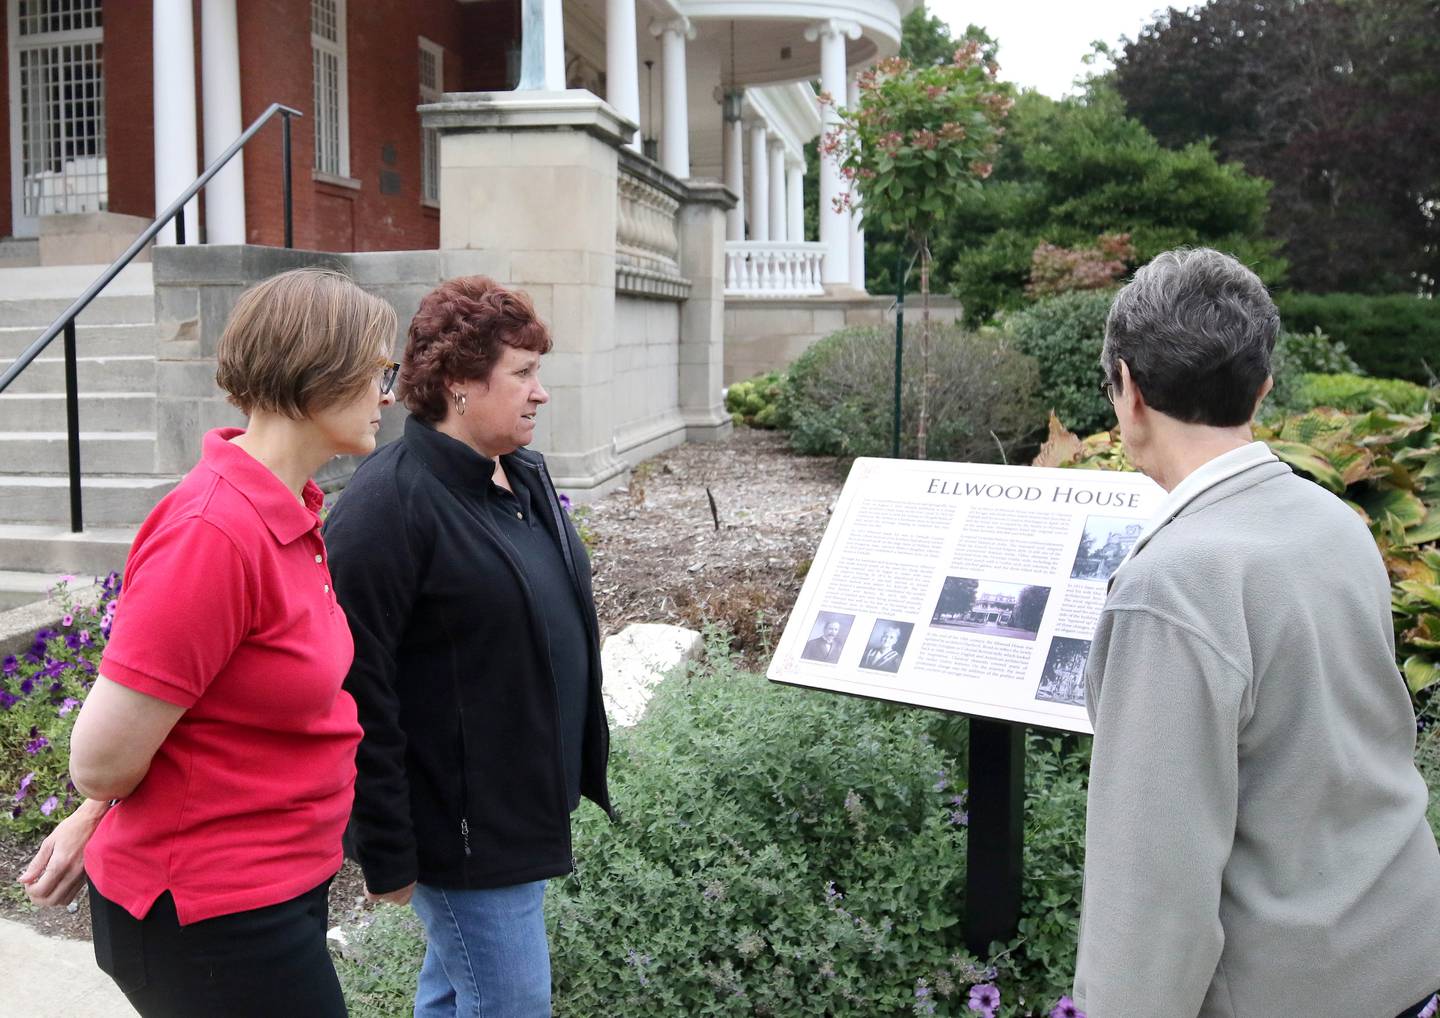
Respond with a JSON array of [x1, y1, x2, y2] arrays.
[[926, 0, 1174, 99]]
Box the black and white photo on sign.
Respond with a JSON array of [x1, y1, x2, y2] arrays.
[[929, 576, 1052, 642], [858, 618, 913, 672], [1070, 515, 1144, 582], [1035, 636, 1091, 708], [800, 611, 855, 664]]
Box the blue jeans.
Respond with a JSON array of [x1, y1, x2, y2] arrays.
[[410, 880, 551, 1018]]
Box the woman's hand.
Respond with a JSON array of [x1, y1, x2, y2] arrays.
[[364, 881, 415, 906], [17, 798, 109, 907]]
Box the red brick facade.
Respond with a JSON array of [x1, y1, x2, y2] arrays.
[[1, 0, 520, 252]]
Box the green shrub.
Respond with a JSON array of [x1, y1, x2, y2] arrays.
[[1275, 292, 1439, 384], [725, 371, 789, 430], [1, 576, 115, 835], [780, 324, 1041, 463], [1283, 373, 1432, 415], [1003, 290, 1116, 438], [1265, 328, 1362, 415], [331, 646, 1090, 1015]]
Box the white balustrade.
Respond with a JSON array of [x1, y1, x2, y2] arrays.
[[724, 241, 827, 297]]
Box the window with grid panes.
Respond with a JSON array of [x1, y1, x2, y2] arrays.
[[13, 0, 107, 219], [418, 38, 443, 205], [311, 0, 349, 176]]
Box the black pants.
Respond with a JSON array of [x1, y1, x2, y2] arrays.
[[88, 877, 347, 1018]]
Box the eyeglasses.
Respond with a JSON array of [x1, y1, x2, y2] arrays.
[[379, 360, 400, 396], [1099, 379, 1116, 403]]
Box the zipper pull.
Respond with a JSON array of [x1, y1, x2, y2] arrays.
[[460, 818, 472, 857]]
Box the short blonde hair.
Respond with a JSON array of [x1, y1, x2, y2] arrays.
[[215, 267, 398, 418]]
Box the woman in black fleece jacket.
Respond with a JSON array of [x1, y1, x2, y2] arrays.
[[324, 276, 611, 1018]]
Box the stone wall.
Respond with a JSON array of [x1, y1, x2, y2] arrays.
[[724, 293, 964, 384]]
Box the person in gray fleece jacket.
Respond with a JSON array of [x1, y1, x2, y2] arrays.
[[1074, 247, 1440, 1017]]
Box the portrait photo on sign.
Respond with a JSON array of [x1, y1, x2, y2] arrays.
[[1035, 636, 1091, 707], [801, 611, 855, 664], [858, 619, 913, 673], [929, 576, 1051, 642], [1070, 515, 1144, 582]]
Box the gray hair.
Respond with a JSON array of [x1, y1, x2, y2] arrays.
[[1102, 247, 1279, 427]]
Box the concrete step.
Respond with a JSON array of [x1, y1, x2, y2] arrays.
[[0, 292, 153, 327], [0, 569, 79, 611], [0, 322, 156, 359], [0, 523, 133, 575], [0, 473, 178, 525], [0, 391, 156, 431], [3, 354, 156, 393], [0, 431, 157, 474]]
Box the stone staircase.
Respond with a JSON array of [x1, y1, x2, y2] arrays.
[[0, 263, 177, 608]]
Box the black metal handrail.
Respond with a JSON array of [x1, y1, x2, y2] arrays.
[[0, 102, 302, 533]]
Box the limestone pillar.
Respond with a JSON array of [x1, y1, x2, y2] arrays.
[[748, 121, 769, 241], [154, 0, 199, 245], [805, 18, 860, 284], [423, 91, 637, 493], [201, 0, 246, 244], [605, 0, 641, 151], [650, 18, 695, 178], [677, 180, 736, 443]]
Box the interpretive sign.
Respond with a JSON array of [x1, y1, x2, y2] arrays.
[[769, 458, 1166, 735]]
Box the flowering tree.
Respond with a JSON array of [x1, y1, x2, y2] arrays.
[[822, 43, 1012, 457]]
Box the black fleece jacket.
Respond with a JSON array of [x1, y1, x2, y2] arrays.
[[324, 416, 612, 893]]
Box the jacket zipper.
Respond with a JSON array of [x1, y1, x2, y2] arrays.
[[460, 817, 472, 857]]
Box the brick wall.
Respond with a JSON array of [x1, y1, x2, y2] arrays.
[[2, 0, 513, 251]]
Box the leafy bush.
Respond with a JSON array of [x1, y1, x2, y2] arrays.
[[1, 575, 117, 835], [1284, 373, 1432, 415], [780, 324, 1041, 463], [1265, 327, 1361, 414], [725, 371, 790, 430], [1275, 292, 1439, 384], [1003, 291, 1116, 439], [1037, 406, 1440, 707], [330, 646, 1090, 1016]]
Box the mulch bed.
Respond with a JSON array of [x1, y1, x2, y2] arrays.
[[1, 427, 846, 941]]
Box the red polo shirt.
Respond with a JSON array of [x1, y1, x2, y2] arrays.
[[85, 428, 362, 924]]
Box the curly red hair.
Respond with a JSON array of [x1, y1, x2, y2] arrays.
[[400, 276, 552, 423]]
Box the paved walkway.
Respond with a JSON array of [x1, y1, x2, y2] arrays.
[[0, 917, 135, 1016]]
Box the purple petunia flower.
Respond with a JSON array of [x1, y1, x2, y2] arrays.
[[60, 613, 73, 627], [14, 772, 34, 802], [1051, 996, 1085, 1018], [104, 600, 117, 616], [24, 727, 49, 754], [19, 676, 34, 695], [1418, 995, 1437, 1018], [559, 492, 573, 512], [0, 690, 16, 710], [58, 697, 80, 716], [78, 630, 92, 646], [967, 983, 1000, 1017], [2, 654, 16, 675], [65, 632, 82, 651], [42, 657, 66, 678], [39, 795, 58, 816]]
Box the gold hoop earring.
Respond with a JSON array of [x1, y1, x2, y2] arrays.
[[452, 391, 467, 416]]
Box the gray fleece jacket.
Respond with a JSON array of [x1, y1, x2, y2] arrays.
[[1074, 459, 1440, 1017]]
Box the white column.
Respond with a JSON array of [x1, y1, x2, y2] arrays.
[[154, 0, 199, 245], [805, 19, 860, 285], [201, 0, 246, 244], [606, 0, 641, 150], [724, 116, 745, 241], [768, 139, 786, 243], [847, 73, 865, 291], [517, 0, 566, 90], [786, 161, 804, 242], [748, 121, 769, 241], [650, 18, 694, 178]]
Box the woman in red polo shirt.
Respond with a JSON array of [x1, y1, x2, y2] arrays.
[[17, 268, 397, 1017]]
